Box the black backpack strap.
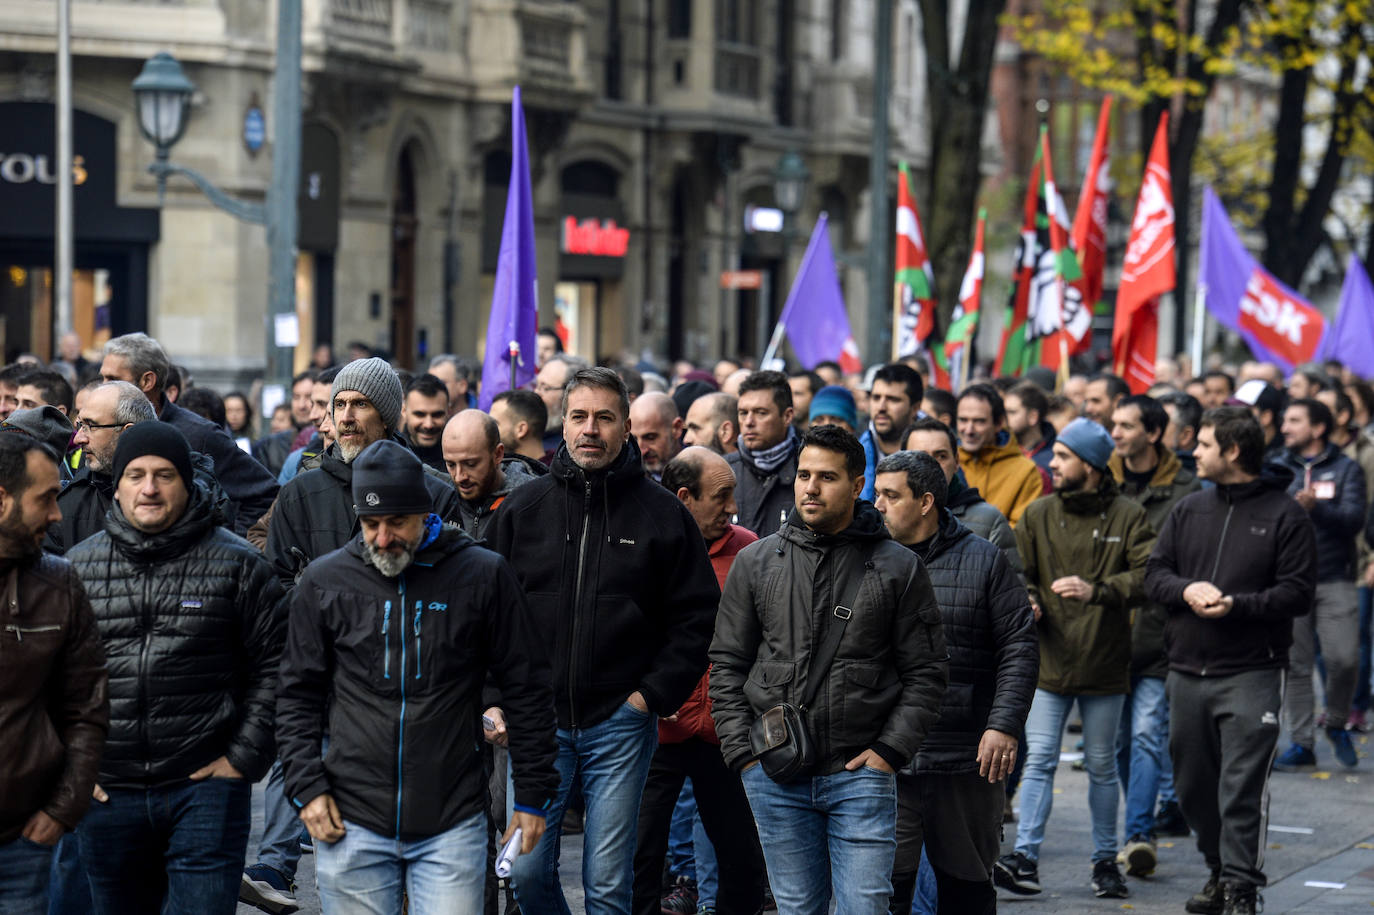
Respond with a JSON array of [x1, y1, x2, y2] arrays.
[[798, 542, 875, 710]]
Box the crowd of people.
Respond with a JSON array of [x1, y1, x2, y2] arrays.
[[3, 326, 1372, 915]]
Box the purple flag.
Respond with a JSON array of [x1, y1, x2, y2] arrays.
[[1321, 253, 1374, 378], [777, 213, 862, 372], [1199, 187, 1325, 374], [480, 86, 538, 410]]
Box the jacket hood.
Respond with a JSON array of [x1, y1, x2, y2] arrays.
[[343, 519, 478, 569], [913, 508, 972, 563], [946, 470, 986, 509], [1216, 461, 1295, 501], [1108, 444, 1189, 490], [497, 457, 542, 494], [960, 433, 1025, 465], [779, 499, 890, 548], [1057, 475, 1121, 515], [103, 482, 219, 562], [548, 434, 645, 488]]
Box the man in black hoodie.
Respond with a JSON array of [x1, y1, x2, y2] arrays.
[[276, 441, 558, 913], [1145, 407, 1317, 915], [488, 367, 718, 914]]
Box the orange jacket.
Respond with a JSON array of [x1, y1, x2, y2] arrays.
[[958, 434, 1047, 527]]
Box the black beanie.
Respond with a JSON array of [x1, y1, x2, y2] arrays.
[[112, 421, 194, 491], [352, 439, 431, 516]]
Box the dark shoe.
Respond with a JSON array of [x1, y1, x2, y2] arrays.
[[1221, 881, 1259, 915], [239, 864, 298, 914], [1123, 834, 1157, 877], [1185, 870, 1224, 915], [993, 852, 1041, 895], [1326, 726, 1359, 768], [1092, 860, 1128, 898], [1272, 743, 1317, 772], [660, 877, 698, 914], [562, 806, 584, 834], [1154, 799, 1190, 836]]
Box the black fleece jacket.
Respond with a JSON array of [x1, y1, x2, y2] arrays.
[[277, 525, 559, 840], [1145, 464, 1317, 676], [488, 438, 719, 729]]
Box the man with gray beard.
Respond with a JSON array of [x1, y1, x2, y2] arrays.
[[245, 358, 461, 913]]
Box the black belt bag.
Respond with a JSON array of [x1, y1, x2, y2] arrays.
[[747, 547, 871, 782]]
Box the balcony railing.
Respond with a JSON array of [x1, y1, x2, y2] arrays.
[[714, 42, 760, 98], [407, 0, 452, 51], [326, 0, 393, 47]]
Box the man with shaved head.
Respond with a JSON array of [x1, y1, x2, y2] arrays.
[[630, 392, 683, 481], [683, 392, 738, 456], [442, 409, 543, 542], [632, 447, 765, 915]]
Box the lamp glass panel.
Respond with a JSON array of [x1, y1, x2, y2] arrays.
[[139, 91, 185, 146]]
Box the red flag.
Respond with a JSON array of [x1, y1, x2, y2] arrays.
[[894, 162, 937, 356], [1070, 97, 1112, 355], [1114, 112, 1175, 393], [1039, 129, 1083, 376], [995, 148, 1043, 377]]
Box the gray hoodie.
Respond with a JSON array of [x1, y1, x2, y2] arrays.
[[456, 457, 544, 542]]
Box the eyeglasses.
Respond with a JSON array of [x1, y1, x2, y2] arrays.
[[74, 419, 123, 432]]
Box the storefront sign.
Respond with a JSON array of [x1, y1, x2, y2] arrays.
[[0, 102, 158, 244], [561, 216, 629, 258]]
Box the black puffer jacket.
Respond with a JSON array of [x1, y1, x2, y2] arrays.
[[66, 488, 287, 785], [266, 439, 462, 587], [45, 452, 229, 556], [709, 503, 949, 774], [906, 510, 1037, 775], [727, 443, 799, 538], [1146, 464, 1317, 676], [159, 399, 278, 534], [947, 471, 1022, 579], [488, 438, 719, 729], [278, 525, 559, 841], [1274, 444, 1367, 581], [251, 428, 298, 478]]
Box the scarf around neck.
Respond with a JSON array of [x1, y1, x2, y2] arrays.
[[740, 425, 800, 475]]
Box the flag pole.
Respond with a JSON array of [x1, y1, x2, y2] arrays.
[[1191, 282, 1207, 376], [761, 321, 787, 367], [508, 341, 520, 393]]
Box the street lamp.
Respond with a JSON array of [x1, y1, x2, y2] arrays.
[[132, 53, 194, 156], [773, 149, 809, 218]]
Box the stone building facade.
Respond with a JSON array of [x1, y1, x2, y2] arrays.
[[0, 0, 940, 380]]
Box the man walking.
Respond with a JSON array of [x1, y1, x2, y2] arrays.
[[873, 450, 1037, 914], [956, 384, 1045, 526], [1146, 407, 1317, 915], [489, 366, 718, 913], [276, 440, 559, 913], [683, 392, 739, 457], [67, 423, 285, 915], [632, 446, 766, 915], [629, 392, 683, 481], [442, 409, 542, 541], [729, 371, 801, 537], [99, 333, 278, 532], [859, 364, 922, 501], [1108, 395, 1202, 874], [710, 424, 948, 913], [1272, 398, 1365, 769], [0, 435, 107, 914], [996, 418, 1153, 899], [402, 373, 451, 472]]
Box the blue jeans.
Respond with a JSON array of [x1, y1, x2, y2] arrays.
[[46, 833, 92, 915], [76, 777, 251, 915], [693, 812, 718, 906], [1015, 689, 1125, 865], [256, 759, 305, 879], [741, 764, 897, 915], [0, 836, 55, 914], [1354, 585, 1372, 713], [314, 813, 486, 914], [508, 700, 659, 915], [1116, 676, 1171, 838], [667, 782, 696, 878]]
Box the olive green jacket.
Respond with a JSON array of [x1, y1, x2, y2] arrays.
[[1015, 478, 1155, 696]]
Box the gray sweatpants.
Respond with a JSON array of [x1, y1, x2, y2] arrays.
[[1167, 668, 1283, 888], [1284, 579, 1359, 743]]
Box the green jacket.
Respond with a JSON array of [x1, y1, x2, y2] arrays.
[[1015, 478, 1155, 696], [1109, 447, 1201, 678]]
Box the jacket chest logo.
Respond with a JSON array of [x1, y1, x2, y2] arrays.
[[1250, 525, 1268, 536], [619, 538, 636, 545], [180, 600, 202, 609]]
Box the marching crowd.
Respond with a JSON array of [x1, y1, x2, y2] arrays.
[[3, 329, 1373, 915]]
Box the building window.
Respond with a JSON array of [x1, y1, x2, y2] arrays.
[[715, 0, 760, 97], [668, 0, 691, 38]]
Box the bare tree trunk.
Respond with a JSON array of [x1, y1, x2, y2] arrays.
[[920, 0, 1008, 334]]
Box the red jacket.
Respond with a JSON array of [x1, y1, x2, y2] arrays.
[[659, 524, 758, 744]]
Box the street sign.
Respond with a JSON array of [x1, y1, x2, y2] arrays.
[[720, 269, 763, 290]]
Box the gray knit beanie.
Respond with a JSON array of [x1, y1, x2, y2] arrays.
[[332, 357, 403, 432]]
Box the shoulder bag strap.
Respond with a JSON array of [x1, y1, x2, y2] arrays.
[[798, 542, 874, 709]]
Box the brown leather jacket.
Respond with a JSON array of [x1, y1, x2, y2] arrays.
[[0, 555, 109, 844]]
